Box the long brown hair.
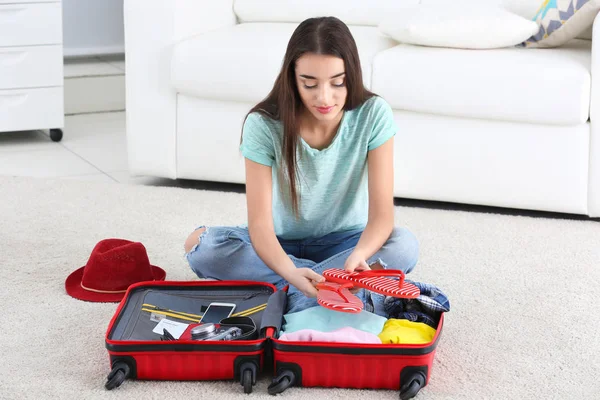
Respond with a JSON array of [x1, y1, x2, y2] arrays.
[[242, 16, 375, 216]]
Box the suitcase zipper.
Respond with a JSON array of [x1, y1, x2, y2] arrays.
[[150, 293, 263, 300]]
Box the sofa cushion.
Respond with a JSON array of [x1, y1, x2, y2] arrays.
[[501, 0, 541, 18], [171, 23, 397, 103], [523, 0, 600, 48], [424, 0, 594, 39], [371, 39, 592, 125], [233, 0, 420, 26], [379, 4, 539, 50]]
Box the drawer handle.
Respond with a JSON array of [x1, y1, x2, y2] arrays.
[[0, 93, 29, 107], [0, 51, 27, 65]]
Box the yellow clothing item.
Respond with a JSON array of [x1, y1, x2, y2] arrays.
[[378, 319, 436, 344]]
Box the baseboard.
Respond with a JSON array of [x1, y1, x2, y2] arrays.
[[63, 47, 125, 58], [64, 74, 125, 114]]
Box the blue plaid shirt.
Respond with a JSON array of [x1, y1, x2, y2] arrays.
[[383, 280, 450, 328]]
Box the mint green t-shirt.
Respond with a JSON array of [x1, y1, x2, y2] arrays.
[[240, 96, 397, 240]]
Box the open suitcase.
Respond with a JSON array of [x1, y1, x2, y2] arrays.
[[268, 315, 444, 399], [104, 280, 286, 393], [104, 279, 444, 399]]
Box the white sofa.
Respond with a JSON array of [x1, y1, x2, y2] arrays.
[[124, 0, 600, 217]]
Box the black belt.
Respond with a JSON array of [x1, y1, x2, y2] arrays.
[[220, 316, 258, 340]]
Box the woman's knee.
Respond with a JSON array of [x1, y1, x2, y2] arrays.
[[385, 227, 420, 273], [184, 226, 207, 254]]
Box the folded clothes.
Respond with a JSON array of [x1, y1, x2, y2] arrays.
[[378, 318, 436, 345], [279, 327, 382, 344], [384, 280, 450, 328], [281, 306, 387, 336]]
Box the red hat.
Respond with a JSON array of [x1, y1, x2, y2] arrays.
[[65, 239, 166, 302]]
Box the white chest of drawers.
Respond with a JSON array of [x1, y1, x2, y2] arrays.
[[0, 0, 64, 141]]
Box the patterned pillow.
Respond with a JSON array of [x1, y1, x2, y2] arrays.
[[524, 0, 600, 47]]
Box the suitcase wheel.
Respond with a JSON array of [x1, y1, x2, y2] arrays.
[[240, 362, 257, 394], [267, 370, 296, 395], [105, 361, 131, 390], [399, 371, 426, 400]]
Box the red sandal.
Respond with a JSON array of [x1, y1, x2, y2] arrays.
[[322, 269, 420, 298], [316, 282, 363, 313]]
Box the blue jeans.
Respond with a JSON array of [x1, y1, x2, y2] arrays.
[[185, 226, 419, 315]]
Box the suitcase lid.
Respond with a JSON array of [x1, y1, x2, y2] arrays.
[[105, 280, 284, 347]]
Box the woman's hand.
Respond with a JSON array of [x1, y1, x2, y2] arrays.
[[344, 252, 372, 294], [344, 251, 370, 273], [285, 268, 325, 298]]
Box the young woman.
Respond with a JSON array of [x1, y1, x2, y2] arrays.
[[184, 17, 419, 315]]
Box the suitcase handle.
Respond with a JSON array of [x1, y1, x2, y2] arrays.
[[260, 290, 287, 338]]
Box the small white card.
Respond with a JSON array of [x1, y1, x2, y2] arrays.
[[152, 319, 189, 339]]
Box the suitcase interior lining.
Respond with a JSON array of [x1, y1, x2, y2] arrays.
[[109, 284, 282, 341]]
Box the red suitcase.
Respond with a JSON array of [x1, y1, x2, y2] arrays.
[[268, 314, 444, 399], [104, 280, 286, 393], [104, 280, 444, 399]]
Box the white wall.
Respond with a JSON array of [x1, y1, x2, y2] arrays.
[[62, 0, 124, 57]]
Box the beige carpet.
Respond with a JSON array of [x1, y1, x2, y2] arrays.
[[2, 176, 599, 400]]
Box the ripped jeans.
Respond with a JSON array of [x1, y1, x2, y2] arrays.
[[185, 226, 419, 315]]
